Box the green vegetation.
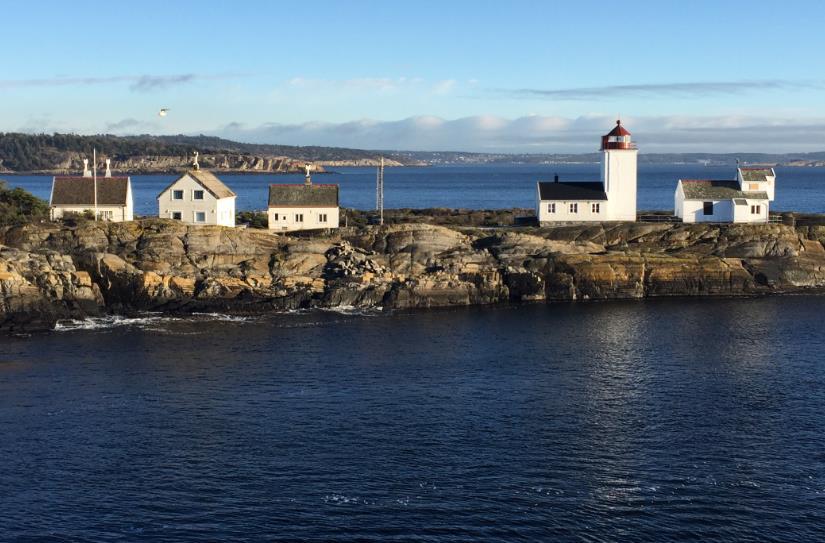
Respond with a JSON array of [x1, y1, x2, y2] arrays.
[[236, 211, 268, 229], [0, 180, 49, 225], [0, 132, 395, 172]]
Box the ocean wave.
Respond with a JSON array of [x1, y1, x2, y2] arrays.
[[54, 314, 178, 331]]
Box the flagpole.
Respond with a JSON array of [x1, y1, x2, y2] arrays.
[[93, 148, 98, 221]]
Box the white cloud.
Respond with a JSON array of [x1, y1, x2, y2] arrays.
[[214, 114, 825, 153]]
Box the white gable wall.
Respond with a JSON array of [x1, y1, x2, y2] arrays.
[[158, 173, 235, 226]]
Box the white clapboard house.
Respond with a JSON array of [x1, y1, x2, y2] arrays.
[[49, 159, 133, 221], [157, 154, 236, 227], [536, 120, 638, 223], [674, 167, 775, 223], [268, 166, 339, 231]]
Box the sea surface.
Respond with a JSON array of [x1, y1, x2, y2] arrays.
[[5, 164, 825, 215], [2, 298, 825, 541]]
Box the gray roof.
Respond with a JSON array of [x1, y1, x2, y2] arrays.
[[739, 168, 773, 182], [51, 176, 130, 206], [680, 180, 768, 201], [537, 181, 607, 201], [158, 169, 236, 199], [268, 184, 339, 207]]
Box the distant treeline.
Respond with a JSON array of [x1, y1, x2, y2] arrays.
[[0, 133, 389, 171]]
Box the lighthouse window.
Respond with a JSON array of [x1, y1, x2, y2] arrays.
[[548, 203, 555, 213], [569, 203, 578, 214], [591, 203, 600, 213], [703, 202, 714, 215]]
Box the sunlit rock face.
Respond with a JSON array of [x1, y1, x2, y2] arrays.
[[2, 218, 825, 332]]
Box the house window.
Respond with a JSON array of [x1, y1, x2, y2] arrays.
[[748, 183, 759, 191], [569, 203, 578, 213], [194, 211, 206, 223], [272, 213, 279, 221], [319, 213, 328, 223], [295, 214, 304, 222], [751, 205, 761, 215], [173, 190, 184, 200], [98, 210, 113, 220], [547, 203, 555, 213], [193, 190, 204, 200], [703, 202, 714, 215], [171, 211, 182, 220], [591, 203, 600, 213]]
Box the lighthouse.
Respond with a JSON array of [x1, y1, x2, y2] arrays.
[[600, 120, 638, 221], [535, 120, 639, 223]]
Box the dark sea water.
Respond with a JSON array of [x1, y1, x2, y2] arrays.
[[5, 164, 825, 214], [2, 298, 825, 541]]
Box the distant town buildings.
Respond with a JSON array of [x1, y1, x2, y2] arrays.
[[674, 167, 775, 223], [49, 158, 133, 221], [267, 165, 340, 231], [536, 120, 638, 223], [157, 153, 236, 227]]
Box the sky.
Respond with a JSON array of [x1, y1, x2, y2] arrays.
[[2, 0, 825, 153]]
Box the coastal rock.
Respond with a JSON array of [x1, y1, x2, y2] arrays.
[[2, 219, 825, 333]]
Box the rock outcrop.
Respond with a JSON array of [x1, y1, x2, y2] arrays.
[[1, 219, 825, 333]]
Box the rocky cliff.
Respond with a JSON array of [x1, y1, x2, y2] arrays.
[[2, 220, 825, 333], [17, 154, 327, 175]]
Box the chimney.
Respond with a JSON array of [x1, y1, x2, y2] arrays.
[[82, 158, 91, 177], [554, 173, 559, 183], [105, 158, 112, 178]]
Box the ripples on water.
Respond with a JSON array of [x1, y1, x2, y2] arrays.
[[2, 298, 825, 541]]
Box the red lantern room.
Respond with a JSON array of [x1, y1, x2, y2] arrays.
[[601, 120, 635, 150]]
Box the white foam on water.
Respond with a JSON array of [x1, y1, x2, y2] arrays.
[[54, 314, 177, 331]]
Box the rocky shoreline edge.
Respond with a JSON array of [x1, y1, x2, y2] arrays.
[[2, 217, 825, 334]]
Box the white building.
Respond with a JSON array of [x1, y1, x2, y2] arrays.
[[536, 120, 638, 223], [267, 168, 339, 231], [674, 167, 775, 224], [157, 155, 236, 227], [49, 159, 133, 221]]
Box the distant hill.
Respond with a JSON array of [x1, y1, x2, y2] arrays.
[[388, 150, 825, 166], [0, 133, 415, 173], [1, 132, 824, 173]]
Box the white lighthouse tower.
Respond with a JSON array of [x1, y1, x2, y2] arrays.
[[600, 120, 638, 221]]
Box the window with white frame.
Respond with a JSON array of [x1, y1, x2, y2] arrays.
[[569, 203, 578, 213], [295, 214, 304, 222], [548, 203, 555, 213], [319, 213, 328, 223], [193, 190, 204, 200], [272, 213, 279, 221], [194, 211, 206, 223], [172, 190, 184, 200], [171, 211, 182, 220], [591, 203, 600, 213], [751, 205, 761, 215], [98, 210, 113, 220]]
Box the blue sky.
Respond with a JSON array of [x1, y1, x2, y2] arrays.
[[2, 0, 825, 152]]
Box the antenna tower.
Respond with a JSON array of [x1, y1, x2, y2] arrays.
[[376, 157, 384, 225]]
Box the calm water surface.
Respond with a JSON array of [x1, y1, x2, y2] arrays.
[[1, 298, 825, 541], [5, 164, 825, 214]]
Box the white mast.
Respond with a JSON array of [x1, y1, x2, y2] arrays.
[[376, 157, 384, 225], [93, 148, 98, 221]]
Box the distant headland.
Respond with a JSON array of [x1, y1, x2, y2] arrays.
[[1, 132, 824, 175]]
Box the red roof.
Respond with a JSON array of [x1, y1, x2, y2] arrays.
[[605, 120, 631, 137]]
